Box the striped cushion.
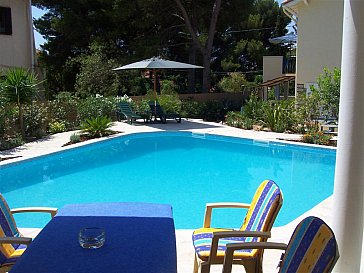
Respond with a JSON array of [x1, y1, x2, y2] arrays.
[[193, 228, 256, 259], [192, 180, 282, 259], [280, 216, 338, 273], [0, 244, 27, 267], [0, 194, 26, 266]]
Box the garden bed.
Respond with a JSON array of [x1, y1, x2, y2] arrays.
[[62, 131, 121, 147]]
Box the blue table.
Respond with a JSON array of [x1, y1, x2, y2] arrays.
[[10, 203, 177, 273]]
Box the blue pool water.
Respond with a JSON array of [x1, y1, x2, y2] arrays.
[[0, 132, 336, 229]]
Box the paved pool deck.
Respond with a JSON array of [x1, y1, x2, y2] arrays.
[[0, 119, 338, 272]]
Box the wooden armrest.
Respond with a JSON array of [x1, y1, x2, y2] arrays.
[[226, 241, 287, 251], [213, 230, 271, 239], [203, 202, 251, 228], [222, 242, 288, 273], [11, 207, 58, 218], [208, 231, 272, 262], [0, 237, 32, 245]]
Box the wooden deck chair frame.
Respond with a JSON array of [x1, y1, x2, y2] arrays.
[[0, 194, 57, 270], [222, 216, 339, 273], [192, 180, 283, 273]]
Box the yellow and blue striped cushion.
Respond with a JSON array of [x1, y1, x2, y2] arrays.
[[280, 216, 338, 273], [193, 180, 281, 259], [193, 228, 255, 258], [0, 194, 25, 266]]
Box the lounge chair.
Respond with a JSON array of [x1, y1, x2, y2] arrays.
[[192, 179, 283, 273], [222, 216, 339, 273], [0, 193, 57, 271], [117, 101, 149, 124], [148, 102, 181, 123]]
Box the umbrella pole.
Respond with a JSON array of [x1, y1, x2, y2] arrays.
[[153, 69, 157, 120]]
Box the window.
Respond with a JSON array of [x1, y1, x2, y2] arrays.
[[0, 7, 12, 35]]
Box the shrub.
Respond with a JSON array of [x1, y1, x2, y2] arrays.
[[81, 116, 114, 138], [161, 80, 177, 95], [310, 67, 341, 118], [0, 134, 24, 151], [295, 93, 320, 133], [200, 100, 226, 122], [23, 102, 48, 138], [49, 120, 67, 134], [131, 99, 150, 114], [225, 112, 253, 130], [0, 67, 41, 139], [241, 92, 264, 121], [157, 93, 182, 114], [181, 100, 204, 118], [263, 100, 295, 133], [302, 131, 332, 145], [77, 96, 119, 122], [0, 102, 18, 137], [254, 75, 263, 84], [217, 72, 249, 93], [69, 132, 81, 144], [116, 94, 132, 103], [49, 92, 79, 130]]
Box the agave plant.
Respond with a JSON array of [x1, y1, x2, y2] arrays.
[[81, 116, 113, 138], [0, 68, 40, 139]]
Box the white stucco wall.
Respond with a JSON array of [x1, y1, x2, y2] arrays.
[[0, 0, 34, 70], [263, 56, 283, 82], [295, 0, 344, 92]]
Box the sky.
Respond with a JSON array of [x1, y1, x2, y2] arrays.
[[32, 0, 286, 49], [32, 6, 47, 49]]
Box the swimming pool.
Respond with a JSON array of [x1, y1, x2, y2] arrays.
[[0, 132, 336, 229]]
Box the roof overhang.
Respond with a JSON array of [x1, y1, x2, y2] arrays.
[[282, 0, 309, 8], [282, 0, 309, 23]]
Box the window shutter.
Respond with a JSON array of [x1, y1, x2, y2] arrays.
[[4, 7, 12, 35], [0, 7, 12, 35]]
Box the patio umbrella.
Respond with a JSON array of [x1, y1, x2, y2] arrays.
[[113, 57, 203, 116], [268, 33, 297, 44]]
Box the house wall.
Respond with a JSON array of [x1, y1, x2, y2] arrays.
[[0, 0, 34, 70], [295, 0, 344, 94], [263, 56, 283, 82]]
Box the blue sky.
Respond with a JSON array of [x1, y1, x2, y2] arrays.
[[32, 0, 285, 49], [32, 6, 46, 48]]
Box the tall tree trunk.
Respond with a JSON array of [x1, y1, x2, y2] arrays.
[[188, 43, 197, 93], [202, 53, 211, 92], [201, 0, 221, 92], [174, 0, 222, 93]]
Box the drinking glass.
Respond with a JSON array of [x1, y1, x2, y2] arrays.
[[78, 227, 105, 249]]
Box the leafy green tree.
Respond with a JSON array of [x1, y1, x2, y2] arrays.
[[0, 68, 40, 139], [310, 67, 341, 119], [75, 43, 122, 98], [33, 0, 171, 95], [33, 0, 290, 95], [173, 0, 223, 92], [219, 0, 290, 77], [217, 72, 249, 93]]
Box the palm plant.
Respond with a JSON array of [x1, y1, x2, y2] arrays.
[[0, 68, 40, 139], [81, 116, 113, 138]]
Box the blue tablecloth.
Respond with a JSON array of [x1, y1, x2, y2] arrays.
[[10, 203, 177, 273]]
